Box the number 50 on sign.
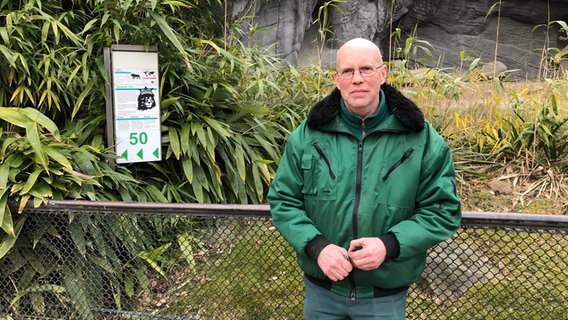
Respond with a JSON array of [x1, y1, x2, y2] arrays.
[[116, 130, 161, 164]]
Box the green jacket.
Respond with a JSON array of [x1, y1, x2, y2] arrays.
[[267, 84, 461, 299]]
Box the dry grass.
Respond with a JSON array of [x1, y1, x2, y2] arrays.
[[396, 72, 568, 215]]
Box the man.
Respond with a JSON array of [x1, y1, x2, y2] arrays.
[[267, 38, 461, 319]]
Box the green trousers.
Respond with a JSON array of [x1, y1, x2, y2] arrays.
[[303, 276, 407, 320]]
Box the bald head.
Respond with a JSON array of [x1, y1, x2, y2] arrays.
[[336, 38, 383, 67]]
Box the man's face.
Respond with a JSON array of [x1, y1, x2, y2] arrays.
[[333, 44, 387, 118]]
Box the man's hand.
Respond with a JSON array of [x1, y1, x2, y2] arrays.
[[347, 237, 387, 271], [317, 244, 353, 281]]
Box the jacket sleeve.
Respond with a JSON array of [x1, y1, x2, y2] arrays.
[[267, 128, 323, 257], [389, 124, 462, 260]]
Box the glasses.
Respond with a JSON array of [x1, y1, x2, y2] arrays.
[[336, 65, 384, 79]]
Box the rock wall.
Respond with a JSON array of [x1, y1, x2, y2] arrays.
[[225, 0, 568, 79], [397, 0, 568, 79]]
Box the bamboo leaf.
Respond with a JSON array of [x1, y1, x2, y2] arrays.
[[21, 169, 42, 195], [143, 184, 168, 202], [41, 21, 49, 43], [195, 125, 207, 148], [80, 18, 98, 35], [251, 159, 263, 203], [160, 96, 179, 109], [486, 2, 499, 18], [168, 126, 181, 159], [68, 219, 86, 257], [193, 164, 209, 191], [198, 39, 238, 61], [180, 123, 191, 154], [234, 143, 246, 182], [112, 20, 121, 42], [0, 44, 16, 67], [553, 20, 568, 33], [16, 53, 30, 76], [138, 244, 171, 278], [48, 20, 59, 43], [21, 108, 60, 138], [125, 273, 134, 297], [0, 163, 10, 188], [177, 233, 196, 271], [10, 284, 66, 307], [0, 188, 13, 234], [71, 79, 95, 119], [149, 12, 189, 69], [63, 272, 95, 320], [0, 210, 25, 259], [26, 122, 49, 173], [203, 116, 231, 137], [54, 20, 82, 46], [0, 107, 29, 127], [44, 146, 73, 170], [182, 156, 193, 183], [30, 292, 46, 314]]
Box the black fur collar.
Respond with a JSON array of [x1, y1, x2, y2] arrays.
[[306, 83, 424, 132]]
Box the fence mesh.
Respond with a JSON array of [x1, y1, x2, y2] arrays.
[[0, 203, 567, 319]]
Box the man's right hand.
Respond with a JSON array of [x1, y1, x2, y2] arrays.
[[316, 244, 353, 281]]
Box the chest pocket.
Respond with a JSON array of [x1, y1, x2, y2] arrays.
[[301, 151, 337, 201]]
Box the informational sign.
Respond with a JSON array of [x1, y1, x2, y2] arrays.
[[104, 45, 161, 164]]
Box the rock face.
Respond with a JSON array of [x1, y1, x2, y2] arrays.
[[397, 0, 568, 79], [224, 0, 568, 79]]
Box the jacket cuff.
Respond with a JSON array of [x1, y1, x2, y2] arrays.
[[304, 235, 332, 261], [379, 233, 400, 260]]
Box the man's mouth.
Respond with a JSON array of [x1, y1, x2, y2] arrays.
[[350, 90, 367, 96]]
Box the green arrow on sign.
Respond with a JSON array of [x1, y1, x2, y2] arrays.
[[121, 150, 128, 160], [137, 149, 144, 159], [153, 148, 160, 158]]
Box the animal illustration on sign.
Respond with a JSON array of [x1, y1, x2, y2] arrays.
[[137, 87, 156, 111]]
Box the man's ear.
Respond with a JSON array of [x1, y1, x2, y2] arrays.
[[381, 65, 389, 81], [333, 72, 341, 89]]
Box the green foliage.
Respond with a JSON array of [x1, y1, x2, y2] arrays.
[[489, 85, 568, 169], [390, 25, 437, 69], [0, 0, 309, 316], [532, 19, 568, 79], [0, 0, 308, 219]]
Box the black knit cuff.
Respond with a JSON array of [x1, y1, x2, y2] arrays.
[[304, 235, 332, 261], [379, 233, 400, 260]]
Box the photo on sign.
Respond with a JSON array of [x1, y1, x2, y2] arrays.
[[137, 87, 156, 111]]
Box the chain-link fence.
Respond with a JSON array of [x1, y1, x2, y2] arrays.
[[1, 201, 567, 319]]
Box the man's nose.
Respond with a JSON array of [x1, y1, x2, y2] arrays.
[[351, 69, 365, 82]]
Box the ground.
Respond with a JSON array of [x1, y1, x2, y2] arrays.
[[460, 178, 567, 215]]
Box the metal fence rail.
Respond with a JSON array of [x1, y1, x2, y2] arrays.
[[1, 200, 567, 319]]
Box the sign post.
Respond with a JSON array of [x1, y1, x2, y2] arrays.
[[104, 45, 162, 164]]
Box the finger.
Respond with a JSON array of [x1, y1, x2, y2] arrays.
[[348, 239, 363, 251], [346, 249, 365, 261]]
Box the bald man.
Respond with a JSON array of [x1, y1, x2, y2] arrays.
[[268, 38, 461, 319]]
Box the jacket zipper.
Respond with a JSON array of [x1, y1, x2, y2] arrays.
[[312, 142, 336, 180], [382, 148, 414, 181], [350, 140, 364, 301]]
